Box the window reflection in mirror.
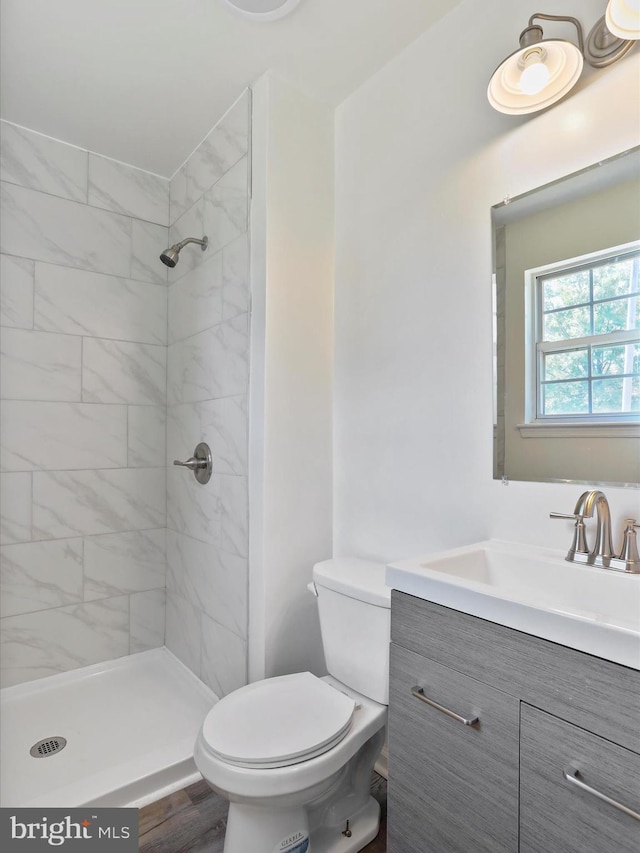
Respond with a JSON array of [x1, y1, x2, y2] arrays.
[[530, 245, 639, 421], [492, 147, 640, 487]]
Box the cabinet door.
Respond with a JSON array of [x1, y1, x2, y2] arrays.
[[387, 643, 519, 853], [520, 704, 640, 853]]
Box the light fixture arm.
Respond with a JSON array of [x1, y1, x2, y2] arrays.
[[526, 13, 585, 53]]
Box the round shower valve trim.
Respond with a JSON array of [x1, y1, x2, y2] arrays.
[[173, 442, 213, 484]]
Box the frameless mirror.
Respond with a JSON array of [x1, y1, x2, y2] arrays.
[[492, 147, 640, 487]]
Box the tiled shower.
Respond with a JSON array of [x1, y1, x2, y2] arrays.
[[0, 91, 251, 696]]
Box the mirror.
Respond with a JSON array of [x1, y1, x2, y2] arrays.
[[492, 147, 640, 487]]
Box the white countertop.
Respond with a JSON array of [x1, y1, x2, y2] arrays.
[[386, 539, 640, 671]]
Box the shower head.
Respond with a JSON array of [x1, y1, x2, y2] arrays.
[[160, 236, 208, 268], [159, 246, 180, 268]]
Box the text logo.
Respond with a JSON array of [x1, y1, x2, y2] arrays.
[[0, 809, 138, 850]]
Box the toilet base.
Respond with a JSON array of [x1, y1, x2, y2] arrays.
[[224, 801, 310, 853], [223, 795, 380, 853]]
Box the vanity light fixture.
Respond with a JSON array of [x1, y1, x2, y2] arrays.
[[219, 0, 302, 21], [606, 0, 640, 39], [488, 10, 637, 115]]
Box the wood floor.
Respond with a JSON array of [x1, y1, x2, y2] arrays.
[[139, 772, 387, 853]]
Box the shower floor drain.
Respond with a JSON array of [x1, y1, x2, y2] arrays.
[[30, 736, 67, 758]]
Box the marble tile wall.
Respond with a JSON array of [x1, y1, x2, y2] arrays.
[[0, 120, 170, 687], [166, 90, 251, 698]]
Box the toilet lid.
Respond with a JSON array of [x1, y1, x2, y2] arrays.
[[201, 672, 356, 769]]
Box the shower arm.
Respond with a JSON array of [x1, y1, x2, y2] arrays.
[[173, 236, 208, 251]]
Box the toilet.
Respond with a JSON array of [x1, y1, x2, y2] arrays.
[[194, 557, 391, 853]]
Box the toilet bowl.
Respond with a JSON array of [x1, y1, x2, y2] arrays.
[[194, 558, 391, 853]]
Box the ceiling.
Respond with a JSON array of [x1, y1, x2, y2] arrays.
[[0, 0, 463, 177]]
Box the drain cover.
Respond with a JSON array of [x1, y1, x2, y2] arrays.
[[30, 736, 67, 758]]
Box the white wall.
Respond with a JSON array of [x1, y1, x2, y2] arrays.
[[334, 0, 640, 565], [250, 73, 334, 680]]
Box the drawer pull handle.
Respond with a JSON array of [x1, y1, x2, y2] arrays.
[[562, 768, 640, 822], [410, 686, 479, 727]]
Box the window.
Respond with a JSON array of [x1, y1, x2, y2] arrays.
[[527, 245, 640, 424]]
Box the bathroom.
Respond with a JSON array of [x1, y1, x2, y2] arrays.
[[1, 0, 638, 850]]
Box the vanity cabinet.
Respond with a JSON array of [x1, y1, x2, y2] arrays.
[[388, 591, 640, 853]]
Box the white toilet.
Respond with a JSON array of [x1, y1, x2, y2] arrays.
[[194, 557, 391, 853]]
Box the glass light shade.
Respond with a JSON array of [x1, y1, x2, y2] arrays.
[[488, 39, 584, 115], [220, 0, 301, 21], [606, 0, 640, 39]]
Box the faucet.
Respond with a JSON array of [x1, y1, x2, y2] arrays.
[[551, 490, 640, 573], [573, 490, 615, 565]]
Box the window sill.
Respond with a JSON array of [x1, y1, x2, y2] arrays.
[[517, 422, 640, 439]]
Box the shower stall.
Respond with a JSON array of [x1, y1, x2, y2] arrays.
[[0, 72, 334, 810], [0, 90, 252, 807]]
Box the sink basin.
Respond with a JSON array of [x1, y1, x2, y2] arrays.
[[386, 540, 640, 670]]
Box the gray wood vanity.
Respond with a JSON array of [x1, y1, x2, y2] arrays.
[[387, 591, 640, 853]]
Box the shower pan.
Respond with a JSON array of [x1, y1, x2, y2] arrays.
[[0, 649, 215, 808]]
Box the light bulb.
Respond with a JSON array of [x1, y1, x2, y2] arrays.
[[520, 52, 551, 95]]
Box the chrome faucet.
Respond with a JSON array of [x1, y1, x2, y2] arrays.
[[551, 490, 640, 573], [573, 490, 615, 564]]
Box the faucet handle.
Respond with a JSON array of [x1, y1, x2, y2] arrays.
[[550, 511, 589, 560], [618, 519, 640, 573]]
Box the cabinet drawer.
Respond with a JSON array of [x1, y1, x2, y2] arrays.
[[520, 704, 640, 853], [391, 590, 640, 752], [388, 643, 519, 853]]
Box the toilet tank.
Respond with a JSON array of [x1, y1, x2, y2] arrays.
[[312, 558, 391, 705]]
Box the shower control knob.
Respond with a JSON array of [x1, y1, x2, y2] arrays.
[[173, 442, 213, 485], [175, 457, 204, 470]]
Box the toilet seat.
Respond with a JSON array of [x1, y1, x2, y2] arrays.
[[200, 672, 356, 769]]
